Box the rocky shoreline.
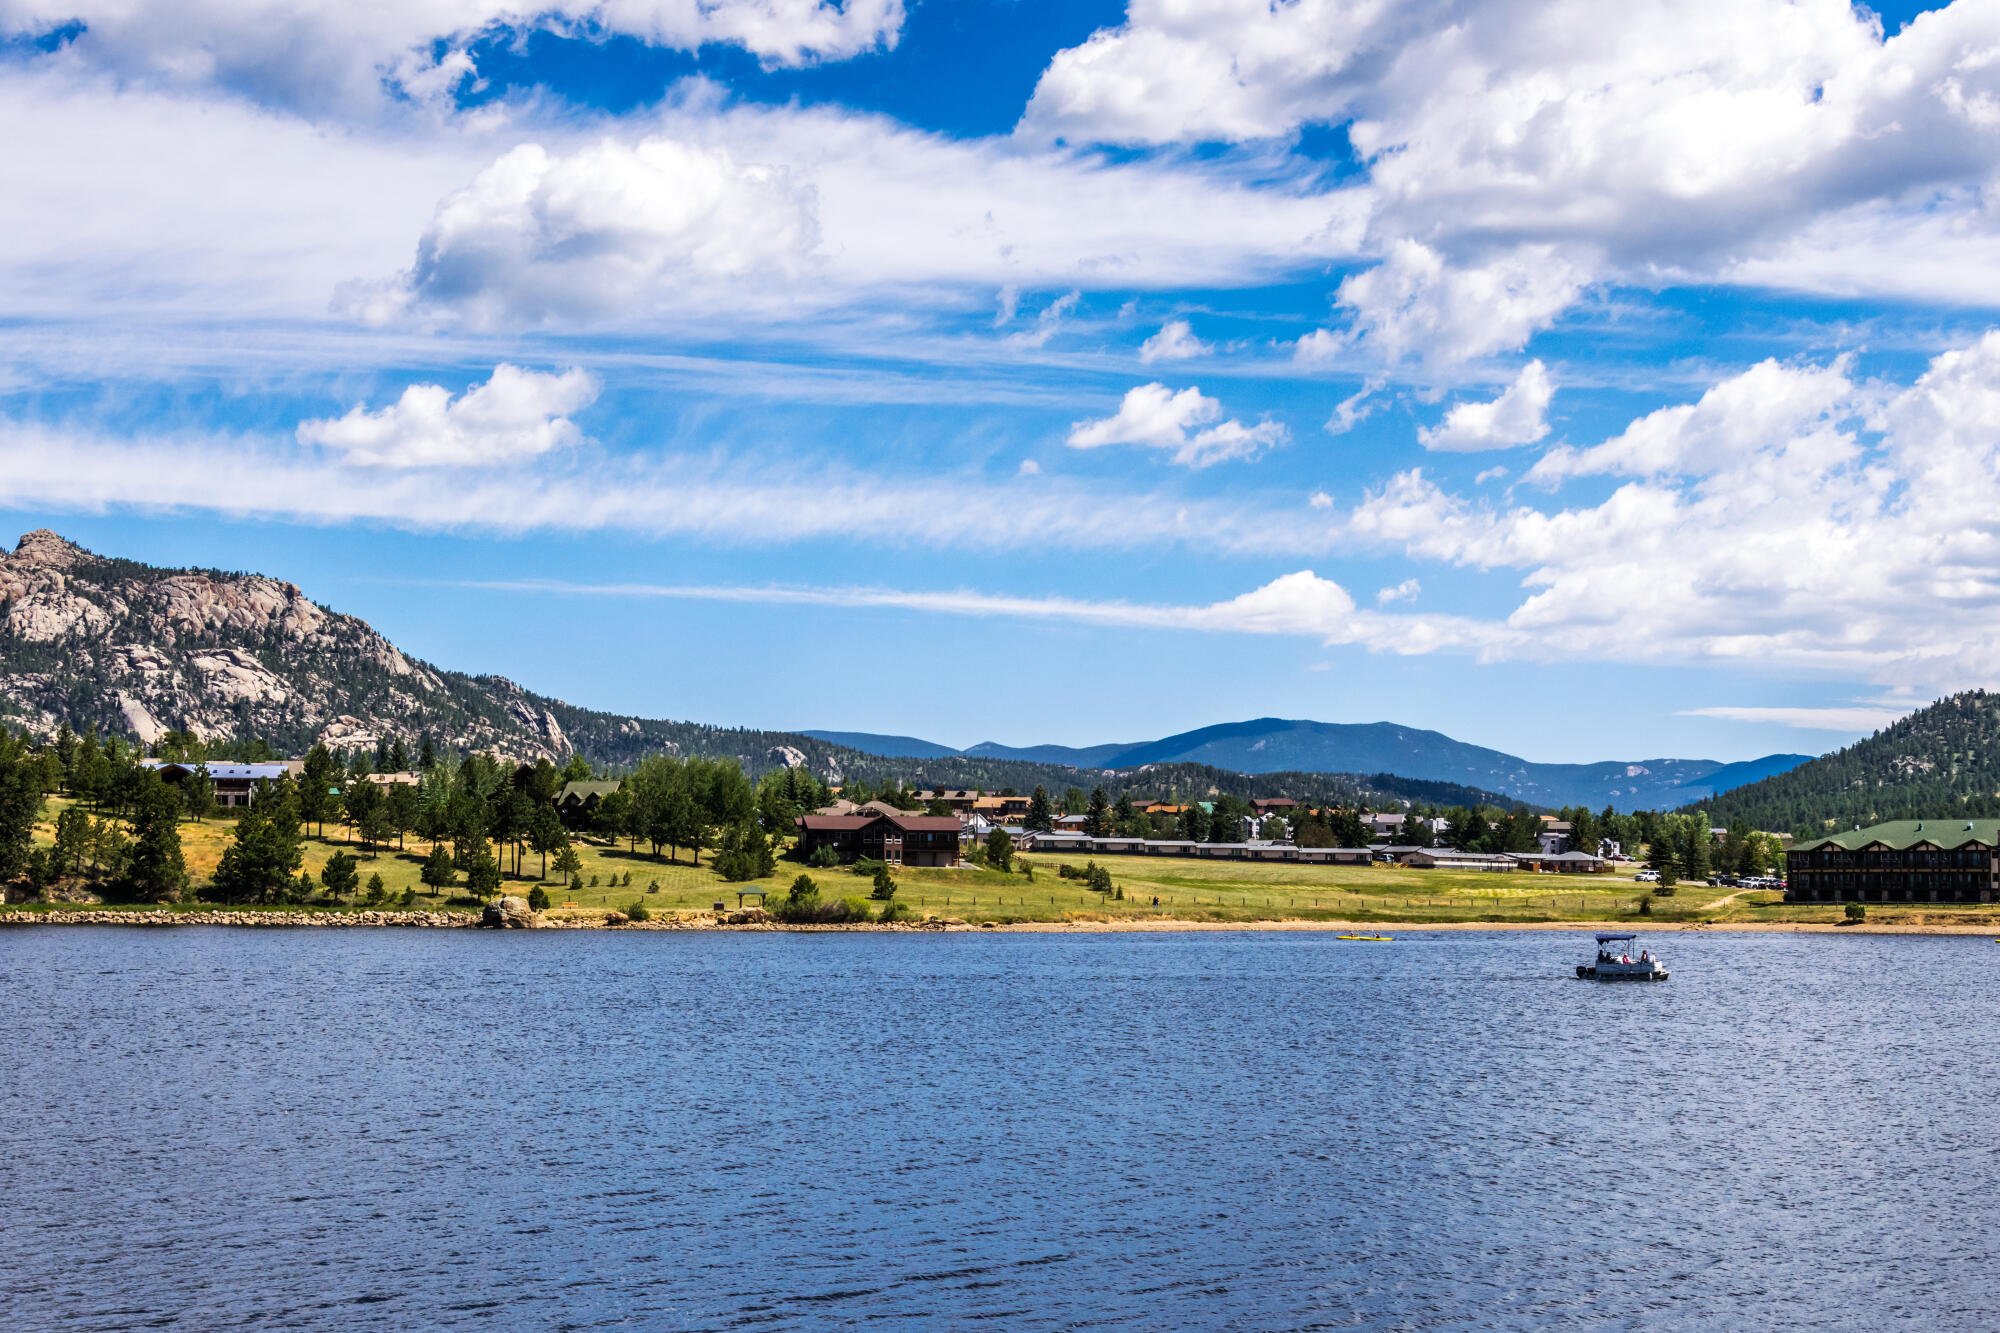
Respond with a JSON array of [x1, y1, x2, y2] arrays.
[[0, 901, 965, 931], [0, 908, 482, 927]]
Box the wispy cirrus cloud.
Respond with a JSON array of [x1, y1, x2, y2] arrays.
[[0, 1, 906, 115], [0, 419, 1337, 556], [1679, 705, 1911, 732], [435, 568, 1502, 656]]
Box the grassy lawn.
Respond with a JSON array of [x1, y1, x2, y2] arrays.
[[15, 796, 2000, 927]]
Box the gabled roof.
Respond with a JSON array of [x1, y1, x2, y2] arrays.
[[883, 815, 965, 832], [1791, 819, 2000, 852], [797, 813, 963, 833], [860, 800, 915, 816], [559, 780, 621, 802]]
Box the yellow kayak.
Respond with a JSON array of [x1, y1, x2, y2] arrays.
[[1337, 934, 1394, 941]]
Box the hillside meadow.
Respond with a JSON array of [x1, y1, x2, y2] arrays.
[[15, 795, 2000, 928]]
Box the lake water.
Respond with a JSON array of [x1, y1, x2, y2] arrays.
[[3, 927, 1995, 1330]]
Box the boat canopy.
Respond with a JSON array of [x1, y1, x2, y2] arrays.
[[1595, 933, 1637, 943]]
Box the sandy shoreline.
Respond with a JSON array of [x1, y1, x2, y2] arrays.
[[992, 917, 2000, 936], [7, 909, 1998, 936]]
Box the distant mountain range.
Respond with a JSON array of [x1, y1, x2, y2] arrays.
[[0, 528, 1823, 814], [803, 719, 1814, 811]]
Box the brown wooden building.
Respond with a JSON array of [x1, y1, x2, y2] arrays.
[[795, 813, 964, 867]]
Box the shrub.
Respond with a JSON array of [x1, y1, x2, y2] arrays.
[[398, 887, 418, 908], [869, 864, 897, 901], [622, 872, 633, 887], [361, 872, 386, 906], [1086, 863, 1113, 895], [771, 875, 878, 925], [1638, 895, 1653, 915], [1846, 901, 1866, 922], [570, 872, 584, 894], [877, 897, 911, 923], [807, 845, 840, 868], [526, 885, 550, 911], [589, 874, 599, 888], [626, 900, 651, 923], [646, 882, 659, 894], [852, 857, 888, 878], [772, 874, 822, 923]]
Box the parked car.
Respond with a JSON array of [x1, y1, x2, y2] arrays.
[[1634, 870, 1660, 882]]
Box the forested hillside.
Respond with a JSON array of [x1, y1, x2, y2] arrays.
[[1698, 692, 1997, 834]]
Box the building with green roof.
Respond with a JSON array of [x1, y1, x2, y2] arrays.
[[1786, 819, 2000, 904]]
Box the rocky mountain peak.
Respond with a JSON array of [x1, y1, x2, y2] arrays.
[[11, 530, 87, 569]]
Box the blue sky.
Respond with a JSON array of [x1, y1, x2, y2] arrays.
[[3, 0, 1998, 763]]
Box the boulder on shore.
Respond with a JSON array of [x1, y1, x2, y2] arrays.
[[481, 895, 536, 928]]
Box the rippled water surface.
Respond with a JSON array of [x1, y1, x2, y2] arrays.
[[4, 928, 1997, 1330]]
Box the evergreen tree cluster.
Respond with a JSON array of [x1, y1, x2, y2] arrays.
[[1697, 691, 2000, 836]]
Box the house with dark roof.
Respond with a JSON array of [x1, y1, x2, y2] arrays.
[[557, 780, 622, 828], [1786, 820, 1999, 904], [795, 813, 963, 867]]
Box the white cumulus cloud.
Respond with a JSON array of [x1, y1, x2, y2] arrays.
[[1023, 0, 2000, 364], [1322, 242, 1585, 370], [1067, 382, 1288, 467], [1337, 330, 2000, 687], [382, 136, 822, 326], [297, 364, 599, 467], [1139, 318, 1211, 363], [1419, 360, 1555, 451]]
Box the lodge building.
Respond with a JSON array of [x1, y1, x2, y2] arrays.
[[1785, 820, 2000, 904], [795, 813, 963, 868]]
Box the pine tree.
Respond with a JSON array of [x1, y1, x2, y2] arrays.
[[1084, 785, 1112, 837], [213, 794, 304, 904], [122, 772, 187, 903], [985, 827, 1015, 871], [298, 744, 339, 838], [320, 850, 360, 901], [466, 848, 502, 898], [1025, 785, 1055, 833], [420, 843, 456, 896]]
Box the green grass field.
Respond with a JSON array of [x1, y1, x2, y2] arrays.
[[15, 796, 2000, 927]]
